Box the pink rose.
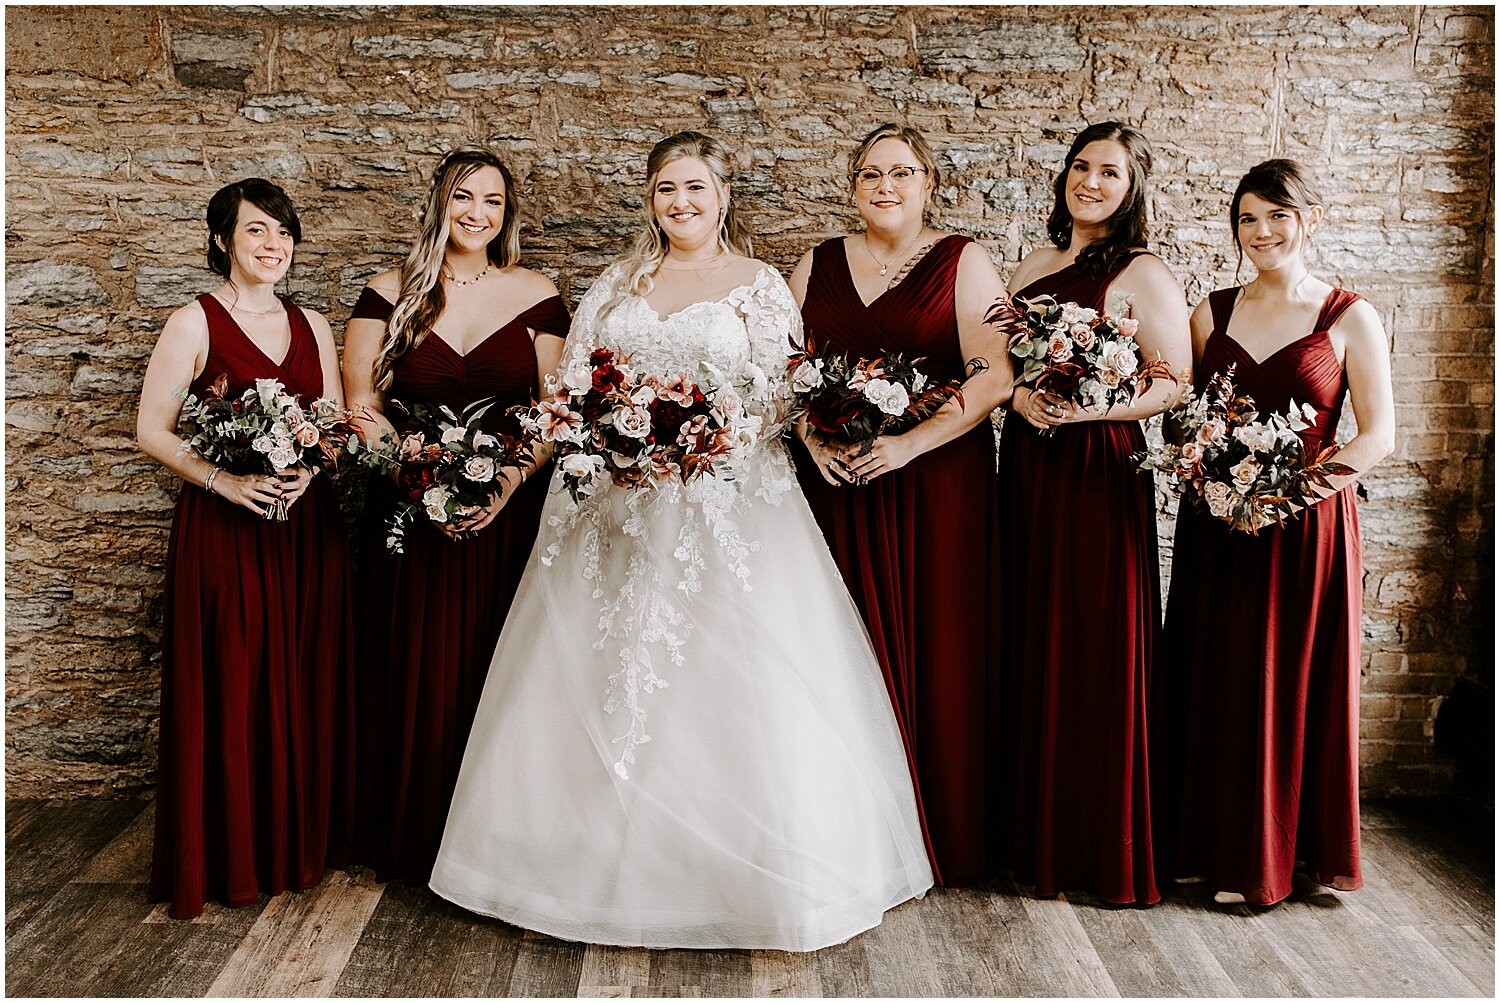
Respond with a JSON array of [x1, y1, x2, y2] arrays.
[[1229, 456, 1261, 493], [1116, 317, 1140, 337], [1202, 479, 1235, 518], [293, 422, 320, 448], [399, 434, 426, 461], [1196, 418, 1227, 445], [1071, 324, 1097, 351]]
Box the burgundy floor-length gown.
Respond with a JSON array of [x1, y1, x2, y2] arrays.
[[1155, 288, 1365, 905], [996, 251, 1161, 905], [351, 287, 570, 884], [149, 294, 355, 920], [795, 234, 1001, 886]]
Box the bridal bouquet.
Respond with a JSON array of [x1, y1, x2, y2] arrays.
[[785, 337, 964, 456], [1003, 293, 1175, 433], [1136, 365, 1354, 534], [179, 374, 369, 520], [519, 347, 767, 504], [381, 399, 532, 553]]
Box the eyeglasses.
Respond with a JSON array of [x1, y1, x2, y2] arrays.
[[853, 166, 927, 190]]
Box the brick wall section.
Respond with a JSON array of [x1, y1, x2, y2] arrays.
[[5, 5, 1492, 797]]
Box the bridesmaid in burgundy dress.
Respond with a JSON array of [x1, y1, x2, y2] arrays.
[[788, 124, 1016, 886], [136, 179, 354, 919], [342, 146, 569, 884], [996, 122, 1191, 905], [1155, 160, 1393, 905]]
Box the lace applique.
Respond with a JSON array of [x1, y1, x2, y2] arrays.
[[543, 262, 802, 779]]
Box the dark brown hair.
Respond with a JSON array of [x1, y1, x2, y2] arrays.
[[205, 178, 301, 278], [1230, 158, 1325, 277], [1046, 122, 1152, 279]]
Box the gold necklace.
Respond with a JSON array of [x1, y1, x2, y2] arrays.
[[865, 229, 927, 277], [448, 261, 493, 286], [219, 294, 283, 317]]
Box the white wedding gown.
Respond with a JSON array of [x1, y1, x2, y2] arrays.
[[429, 262, 933, 951]]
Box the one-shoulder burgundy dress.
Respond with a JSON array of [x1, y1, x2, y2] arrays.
[[149, 294, 356, 920], [1154, 288, 1365, 905], [795, 234, 1002, 886], [350, 288, 570, 884], [995, 251, 1161, 905]]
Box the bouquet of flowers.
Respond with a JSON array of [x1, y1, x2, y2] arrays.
[[380, 399, 533, 553], [519, 347, 768, 505], [785, 336, 964, 456], [179, 374, 369, 520], [1001, 293, 1175, 433], [1137, 365, 1355, 534]]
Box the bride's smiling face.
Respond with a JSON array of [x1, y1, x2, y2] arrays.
[[652, 157, 725, 254]]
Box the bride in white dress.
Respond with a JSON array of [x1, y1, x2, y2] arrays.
[[429, 132, 933, 952]]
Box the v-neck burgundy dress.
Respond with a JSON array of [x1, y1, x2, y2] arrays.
[[795, 234, 1001, 886], [995, 252, 1161, 906], [350, 287, 570, 884], [149, 294, 356, 920], [1154, 288, 1365, 904]]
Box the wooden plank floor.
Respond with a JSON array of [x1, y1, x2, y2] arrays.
[[5, 798, 1492, 997]]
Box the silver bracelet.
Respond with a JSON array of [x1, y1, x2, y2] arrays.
[[204, 467, 222, 495]]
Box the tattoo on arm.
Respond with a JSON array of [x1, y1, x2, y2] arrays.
[[964, 357, 990, 380]]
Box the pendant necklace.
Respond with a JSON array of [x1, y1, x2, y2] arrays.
[[866, 229, 926, 277]]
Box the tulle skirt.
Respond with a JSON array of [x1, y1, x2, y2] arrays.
[[429, 447, 933, 950]]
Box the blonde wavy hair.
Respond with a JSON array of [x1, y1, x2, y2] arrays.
[[848, 123, 942, 200], [598, 131, 752, 325], [373, 145, 521, 392]]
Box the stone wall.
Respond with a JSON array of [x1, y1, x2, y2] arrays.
[[6, 5, 1493, 797]]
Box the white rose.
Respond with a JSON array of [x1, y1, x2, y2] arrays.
[[270, 420, 291, 439], [861, 378, 910, 417], [251, 435, 276, 454], [267, 447, 298, 470], [614, 406, 652, 439], [630, 385, 657, 407], [1234, 424, 1278, 453], [559, 452, 606, 480], [791, 359, 826, 393], [1046, 332, 1073, 361], [441, 425, 468, 444], [463, 455, 496, 482], [714, 386, 744, 419], [1060, 303, 1097, 326], [254, 378, 283, 411], [1099, 340, 1139, 379], [423, 486, 451, 522]]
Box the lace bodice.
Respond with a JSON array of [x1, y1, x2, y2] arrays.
[[541, 259, 803, 779], [559, 261, 798, 404]]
